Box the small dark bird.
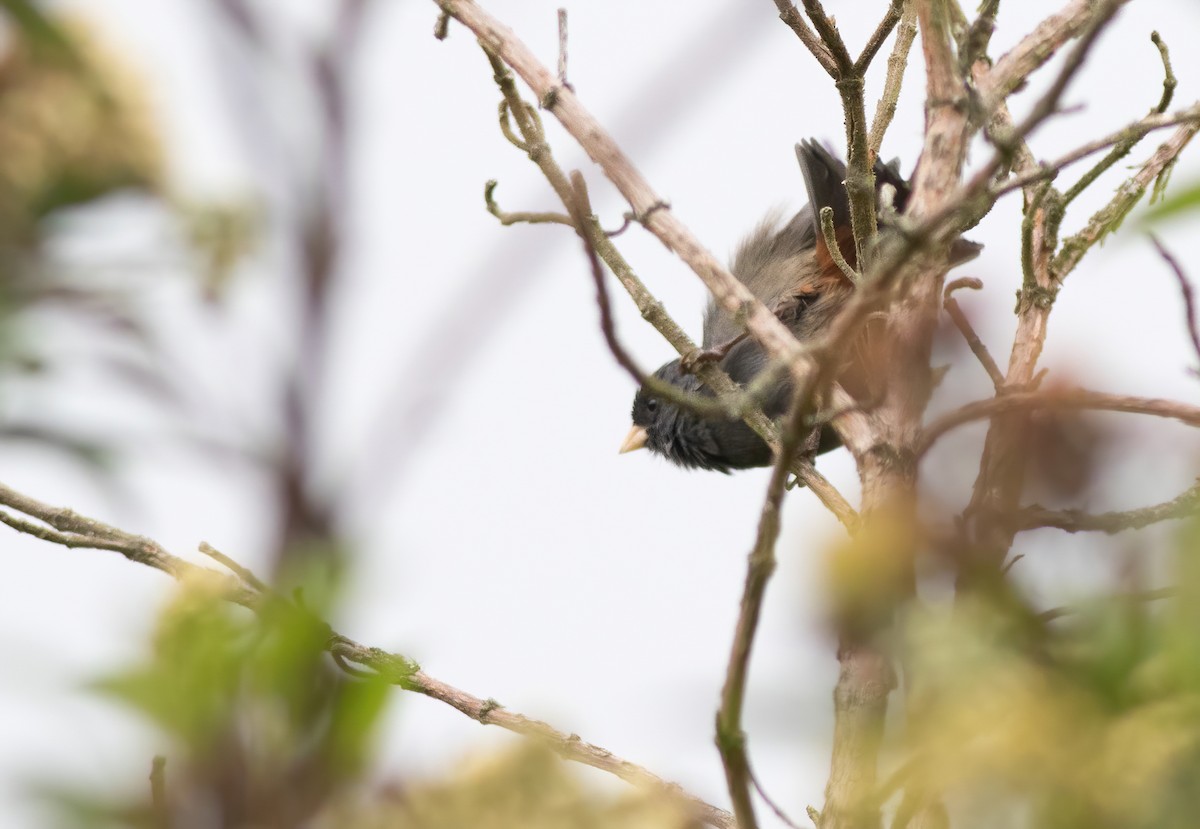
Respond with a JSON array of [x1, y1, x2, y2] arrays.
[[619, 140, 978, 472]]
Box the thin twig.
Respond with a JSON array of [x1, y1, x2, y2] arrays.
[[716, 379, 819, 829], [566, 172, 755, 419], [819, 206, 860, 282], [1054, 120, 1200, 279], [1013, 481, 1200, 534], [800, 0, 853, 73], [1149, 235, 1200, 374], [771, 0, 837, 76], [1151, 30, 1177, 114], [961, 0, 1000, 71], [855, 0, 904, 73], [199, 541, 269, 592], [980, 0, 1132, 110], [556, 8, 572, 91], [988, 105, 1200, 200], [868, 0, 917, 158], [0, 480, 734, 829], [798, 0, 878, 268], [1060, 31, 1179, 207], [920, 388, 1200, 457], [484, 179, 573, 227], [749, 761, 804, 829], [943, 278, 1005, 390]]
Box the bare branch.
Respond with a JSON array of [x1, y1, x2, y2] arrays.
[[868, 0, 917, 158], [772, 0, 838, 76], [943, 278, 1005, 390], [1054, 120, 1200, 279], [797, 0, 878, 268], [1060, 32, 1181, 206], [556, 8, 571, 90], [1151, 30, 1177, 114], [819, 206, 861, 283], [393, 665, 736, 828], [980, 0, 1132, 110], [484, 179, 573, 227], [989, 105, 1200, 200], [800, 0, 854, 74], [0, 480, 734, 829], [855, 0, 904, 73], [749, 763, 805, 829], [961, 0, 1000, 70], [1013, 481, 1200, 534], [716, 380, 821, 829], [920, 389, 1200, 457], [1149, 235, 1200, 375]]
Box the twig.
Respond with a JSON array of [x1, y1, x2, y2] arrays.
[[981, 0, 1123, 193], [1149, 235, 1200, 375], [199, 541, 269, 593], [433, 9, 450, 40], [771, 0, 837, 76], [979, 0, 1132, 110], [819, 206, 861, 283], [943, 278, 1005, 390], [391, 666, 736, 827], [717, 379, 820, 829], [868, 0, 917, 158], [0, 479, 734, 829], [1054, 120, 1200, 279], [749, 761, 804, 829], [566, 173, 758, 419], [556, 8, 572, 91], [1151, 30, 1177, 114], [1060, 31, 1179, 207], [799, 0, 853, 73], [961, 0, 1000, 71], [484, 179, 573, 227], [988, 105, 1200, 200], [855, 0, 904, 73], [150, 756, 168, 829], [920, 388, 1200, 457], [799, 0, 879, 268], [1013, 481, 1200, 534]]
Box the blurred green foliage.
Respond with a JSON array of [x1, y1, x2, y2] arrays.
[[0, 4, 160, 251], [42, 575, 695, 829], [884, 523, 1200, 829], [1143, 179, 1200, 225]]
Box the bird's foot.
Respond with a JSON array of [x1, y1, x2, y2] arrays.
[[681, 333, 747, 375]]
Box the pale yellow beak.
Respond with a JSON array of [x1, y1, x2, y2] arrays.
[[618, 425, 649, 454]]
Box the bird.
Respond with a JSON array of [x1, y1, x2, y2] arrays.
[[618, 140, 979, 473]]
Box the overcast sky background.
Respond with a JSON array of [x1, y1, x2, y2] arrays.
[[3, 1, 1200, 826]]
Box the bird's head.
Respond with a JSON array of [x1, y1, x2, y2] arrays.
[[620, 360, 771, 472]]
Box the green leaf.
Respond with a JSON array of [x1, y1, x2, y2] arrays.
[[1142, 179, 1200, 224]]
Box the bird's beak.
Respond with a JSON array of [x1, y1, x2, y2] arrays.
[[619, 425, 649, 454]]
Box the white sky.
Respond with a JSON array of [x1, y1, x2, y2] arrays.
[[3, 1, 1200, 826]]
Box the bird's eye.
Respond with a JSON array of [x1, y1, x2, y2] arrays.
[[645, 398, 659, 414]]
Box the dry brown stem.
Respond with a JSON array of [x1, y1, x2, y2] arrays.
[[1012, 480, 1200, 534], [921, 389, 1200, 456], [0, 480, 733, 829]]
